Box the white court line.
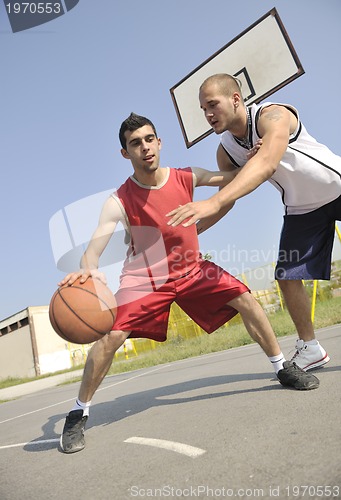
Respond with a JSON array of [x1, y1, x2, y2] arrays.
[[0, 439, 59, 450], [0, 364, 171, 426], [124, 436, 206, 458]]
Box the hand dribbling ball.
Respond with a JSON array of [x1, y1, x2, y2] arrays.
[[49, 277, 117, 344]]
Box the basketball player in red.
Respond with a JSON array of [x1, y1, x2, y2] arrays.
[[59, 112, 318, 453], [168, 74, 340, 372]]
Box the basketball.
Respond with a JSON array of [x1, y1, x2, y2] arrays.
[[49, 277, 117, 344]]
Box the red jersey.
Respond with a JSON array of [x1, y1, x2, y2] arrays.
[[116, 167, 200, 284]]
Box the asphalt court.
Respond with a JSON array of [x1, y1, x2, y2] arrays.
[[0, 327, 340, 500]]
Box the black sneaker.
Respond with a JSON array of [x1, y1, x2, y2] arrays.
[[60, 410, 88, 453], [277, 360, 320, 390]]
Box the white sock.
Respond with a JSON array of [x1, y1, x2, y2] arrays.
[[304, 339, 318, 346], [269, 353, 286, 374], [71, 398, 91, 417]]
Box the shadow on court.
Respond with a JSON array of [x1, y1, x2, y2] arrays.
[[23, 371, 282, 453]]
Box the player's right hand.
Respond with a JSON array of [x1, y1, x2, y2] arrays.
[[58, 269, 107, 287]]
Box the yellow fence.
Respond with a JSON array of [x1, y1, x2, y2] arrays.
[[67, 270, 341, 365], [68, 224, 341, 365], [67, 271, 341, 365]]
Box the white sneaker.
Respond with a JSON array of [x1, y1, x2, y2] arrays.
[[291, 340, 330, 371]]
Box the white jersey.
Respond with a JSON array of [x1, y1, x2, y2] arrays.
[[220, 102, 341, 215]]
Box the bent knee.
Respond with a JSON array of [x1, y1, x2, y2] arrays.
[[103, 329, 131, 349], [228, 291, 256, 311]]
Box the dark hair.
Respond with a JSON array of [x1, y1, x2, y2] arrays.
[[119, 112, 158, 150]]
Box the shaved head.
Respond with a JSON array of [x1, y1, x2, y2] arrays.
[[200, 74, 242, 97]]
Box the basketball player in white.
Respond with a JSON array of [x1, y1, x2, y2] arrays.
[[168, 73, 341, 371]]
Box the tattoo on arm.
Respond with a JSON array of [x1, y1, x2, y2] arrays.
[[263, 107, 284, 123]]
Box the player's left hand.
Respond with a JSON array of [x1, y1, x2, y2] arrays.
[[246, 139, 262, 160], [167, 199, 220, 227]]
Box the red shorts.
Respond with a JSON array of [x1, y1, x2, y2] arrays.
[[112, 259, 249, 342]]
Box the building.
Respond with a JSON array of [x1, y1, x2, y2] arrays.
[[0, 306, 75, 379]]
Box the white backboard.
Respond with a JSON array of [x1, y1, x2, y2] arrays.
[[170, 8, 304, 148]]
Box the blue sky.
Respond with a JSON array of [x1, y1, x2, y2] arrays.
[[1, 0, 341, 320]]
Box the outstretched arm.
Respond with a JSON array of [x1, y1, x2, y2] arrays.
[[58, 196, 123, 286], [191, 166, 238, 187], [196, 202, 234, 234], [194, 140, 263, 234], [191, 165, 234, 234], [167, 105, 293, 227], [189, 162, 237, 233]]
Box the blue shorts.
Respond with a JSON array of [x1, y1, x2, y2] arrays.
[[275, 195, 341, 280]]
